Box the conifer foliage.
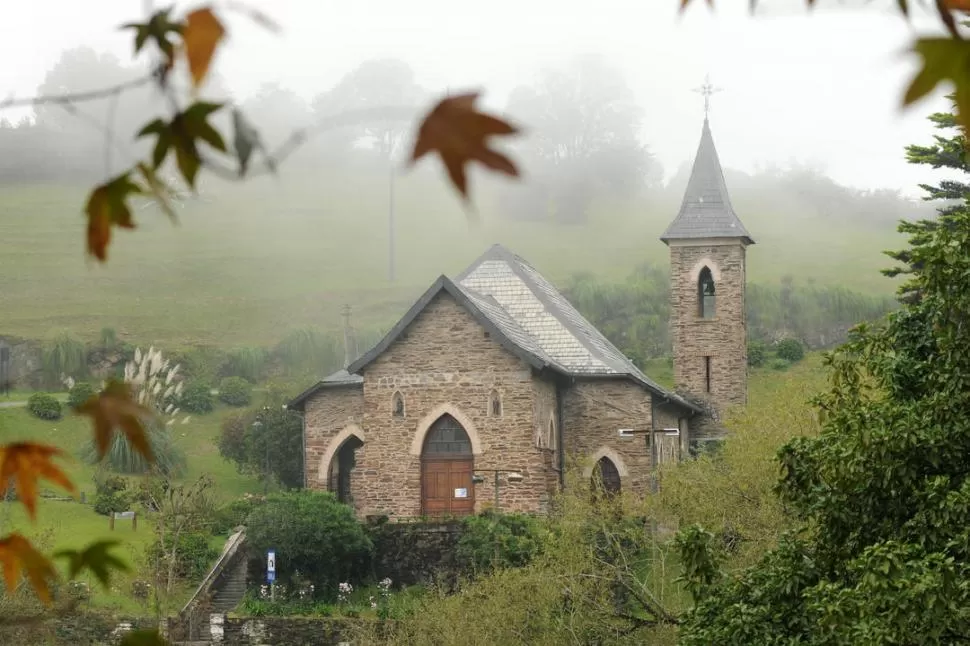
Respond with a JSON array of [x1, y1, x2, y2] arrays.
[[677, 100, 970, 644]]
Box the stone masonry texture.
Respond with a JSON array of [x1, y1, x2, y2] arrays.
[[301, 292, 691, 518], [668, 240, 748, 432]]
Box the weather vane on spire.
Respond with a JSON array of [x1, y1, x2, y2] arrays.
[[693, 74, 723, 119]]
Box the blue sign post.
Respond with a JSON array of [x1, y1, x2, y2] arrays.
[[267, 550, 277, 600]]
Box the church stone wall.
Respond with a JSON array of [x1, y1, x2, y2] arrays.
[[303, 386, 365, 490], [562, 380, 654, 495], [669, 240, 748, 431], [330, 292, 552, 519], [533, 377, 560, 496]]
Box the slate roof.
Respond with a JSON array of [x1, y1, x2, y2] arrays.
[[661, 118, 754, 245], [287, 368, 363, 411], [286, 245, 702, 414]]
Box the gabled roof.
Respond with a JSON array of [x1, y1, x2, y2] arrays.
[[661, 118, 754, 245], [347, 274, 557, 377], [289, 245, 702, 415]]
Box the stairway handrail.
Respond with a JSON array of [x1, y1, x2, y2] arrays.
[[179, 527, 247, 617]]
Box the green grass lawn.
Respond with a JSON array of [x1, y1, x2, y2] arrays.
[[0, 167, 905, 349], [0, 402, 264, 612]]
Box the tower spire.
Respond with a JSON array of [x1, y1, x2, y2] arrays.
[[692, 74, 722, 120]]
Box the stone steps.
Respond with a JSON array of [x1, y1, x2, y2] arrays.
[[210, 557, 248, 613]]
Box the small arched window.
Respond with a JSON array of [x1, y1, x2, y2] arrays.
[[392, 391, 405, 418], [698, 267, 716, 319], [547, 418, 556, 451], [489, 390, 502, 417]]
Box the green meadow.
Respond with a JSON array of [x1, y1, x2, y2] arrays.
[[0, 164, 905, 349], [0, 402, 263, 612]]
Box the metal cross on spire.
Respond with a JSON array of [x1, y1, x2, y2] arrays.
[[692, 74, 723, 119]]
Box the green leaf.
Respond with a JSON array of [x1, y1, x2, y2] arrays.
[[120, 8, 183, 62], [231, 108, 262, 177], [904, 38, 970, 128], [182, 102, 227, 152], [175, 145, 201, 189], [137, 119, 173, 169], [119, 629, 169, 646], [54, 540, 130, 588]]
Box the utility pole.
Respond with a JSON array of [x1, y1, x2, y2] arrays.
[[388, 163, 396, 283], [341, 305, 357, 368]]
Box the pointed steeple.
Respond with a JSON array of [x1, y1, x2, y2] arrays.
[[660, 118, 754, 246]]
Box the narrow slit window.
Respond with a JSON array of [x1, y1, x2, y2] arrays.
[[698, 267, 716, 319], [704, 356, 712, 393], [489, 390, 502, 417]]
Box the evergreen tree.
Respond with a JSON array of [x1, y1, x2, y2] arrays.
[[676, 102, 970, 644], [885, 95, 970, 303]]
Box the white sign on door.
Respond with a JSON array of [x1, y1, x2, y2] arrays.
[[454, 488, 468, 499]]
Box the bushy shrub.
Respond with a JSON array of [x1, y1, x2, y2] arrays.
[[768, 357, 791, 371], [246, 491, 372, 600], [218, 376, 252, 407], [81, 421, 187, 477], [92, 473, 132, 516], [218, 411, 252, 466], [457, 510, 547, 573], [212, 495, 264, 535], [150, 531, 219, 581], [67, 382, 97, 410], [179, 380, 214, 414], [774, 337, 805, 363], [747, 340, 767, 368], [26, 392, 61, 420]]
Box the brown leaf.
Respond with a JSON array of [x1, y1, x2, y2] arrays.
[[0, 444, 76, 521], [84, 173, 143, 262], [410, 92, 520, 199], [182, 7, 226, 88], [943, 0, 970, 11], [76, 380, 155, 465], [0, 533, 58, 604], [679, 0, 714, 10]]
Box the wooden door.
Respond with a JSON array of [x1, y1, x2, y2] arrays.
[[421, 458, 474, 517], [420, 414, 475, 517]]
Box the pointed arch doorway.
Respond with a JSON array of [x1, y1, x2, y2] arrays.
[[591, 456, 622, 496], [421, 414, 475, 517]]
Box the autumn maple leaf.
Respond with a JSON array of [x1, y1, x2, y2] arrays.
[[76, 380, 156, 465], [182, 7, 226, 88], [0, 443, 76, 520], [0, 533, 58, 604], [410, 92, 520, 200]]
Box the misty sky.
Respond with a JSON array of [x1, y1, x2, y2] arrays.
[[1, 0, 960, 196]]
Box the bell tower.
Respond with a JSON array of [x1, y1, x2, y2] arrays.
[[661, 78, 754, 420]]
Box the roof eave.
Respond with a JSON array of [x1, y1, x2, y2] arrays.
[[660, 233, 755, 246], [286, 379, 363, 412]]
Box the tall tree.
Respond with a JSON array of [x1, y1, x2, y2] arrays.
[[504, 54, 659, 223], [676, 100, 970, 644], [239, 82, 313, 152], [312, 58, 428, 161]]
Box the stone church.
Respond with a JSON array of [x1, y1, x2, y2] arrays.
[[288, 114, 754, 519]]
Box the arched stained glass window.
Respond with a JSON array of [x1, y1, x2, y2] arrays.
[[423, 414, 472, 456]]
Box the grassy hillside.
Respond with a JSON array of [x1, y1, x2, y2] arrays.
[[0, 165, 906, 348], [0, 403, 263, 612]]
